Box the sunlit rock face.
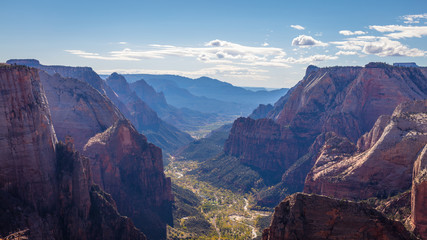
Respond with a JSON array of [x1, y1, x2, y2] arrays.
[[304, 100, 427, 200], [38, 71, 124, 151], [225, 63, 427, 184]]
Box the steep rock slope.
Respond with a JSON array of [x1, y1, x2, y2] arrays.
[[83, 119, 173, 240], [0, 64, 57, 211], [6, 59, 132, 120], [304, 100, 427, 200], [262, 193, 414, 240], [225, 63, 427, 184], [38, 71, 124, 151], [411, 144, 427, 239], [130, 78, 221, 133], [106, 73, 193, 152], [0, 64, 145, 240]]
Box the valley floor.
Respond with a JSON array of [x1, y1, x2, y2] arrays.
[[165, 157, 271, 240]]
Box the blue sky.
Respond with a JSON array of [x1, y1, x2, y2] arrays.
[[1, 0, 426, 88]]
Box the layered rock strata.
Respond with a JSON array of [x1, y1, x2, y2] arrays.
[[84, 119, 173, 240], [262, 193, 414, 240], [225, 63, 427, 183], [304, 100, 427, 200], [0, 64, 145, 239]]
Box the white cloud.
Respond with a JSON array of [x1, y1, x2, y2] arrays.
[[369, 25, 427, 39], [66, 39, 291, 70], [263, 42, 269, 46], [339, 30, 367, 36], [291, 35, 328, 47], [335, 51, 358, 56], [291, 25, 305, 30], [65, 50, 139, 60], [401, 13, 427, 24], [332, 36, 425, 57], [118, 42, 128, 45], [272, 54, 338, 64]]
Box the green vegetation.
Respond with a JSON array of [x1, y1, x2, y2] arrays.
[[166, 159, 272, 239], [174, 124, 232, 162], [193, 154, 266, 193]]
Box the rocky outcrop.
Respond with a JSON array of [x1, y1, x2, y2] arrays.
[[106, 73, 193, 152], [38, 71, 124, 151], [0, 64, 145, 239], [225, 63, 427, 184], [83, 119, 173, 240], [262, 193, 414, 240], [249, 104, 273, 119], [304, 100, 427, 200], [256, 132, 342, 207], [411, 144, 427, 239]]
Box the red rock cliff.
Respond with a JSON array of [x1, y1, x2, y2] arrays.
[[0, 64, 145, 239], [304, 100, 427, 200], [84, 119, 173, 240], [0, 64, 57, 210], [38, 71, 124, 151], [262, 193, 414, 240], [225, 63, 427, 182]]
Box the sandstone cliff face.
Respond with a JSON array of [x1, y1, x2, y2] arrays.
[[304, 100, 427, 200], [224, 117, 308, 181], [0, 64, 145, 240], [6, 59, 132, 120], [0, 64, 57, 211], [262, 193, 414, 240], [106, 73, 193, 153], [411, 144, 427, 239], [38, 71, 124, 151], [225, 63, 427, 183], [83, 119, 173, 240]]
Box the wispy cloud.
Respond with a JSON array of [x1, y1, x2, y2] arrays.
[[401, 13, 427, 24], [271, 54, 338, 64], [369, 25, 427, 39], [290, 25, 305, 30], [67, 39, 287, 66], [335, 51, 358, 55], [339, 30, 366, 36], [118, 42, 128, 45], [331, 36, 425, 57], [64, 50, 139, 60], [291, 35, 328, 47]]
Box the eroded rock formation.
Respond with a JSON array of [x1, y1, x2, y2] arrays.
[[304, 100, 427, 200], [262, 193, 414, 240], [38, 71, 124, 151], [411, 144, 427, 239], [0, 64, 145, 240], [83, 119, 173, 240], [225, 63, 427, 184]]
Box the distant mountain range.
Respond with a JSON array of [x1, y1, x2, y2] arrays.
[[102, 74, 288, 116]]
